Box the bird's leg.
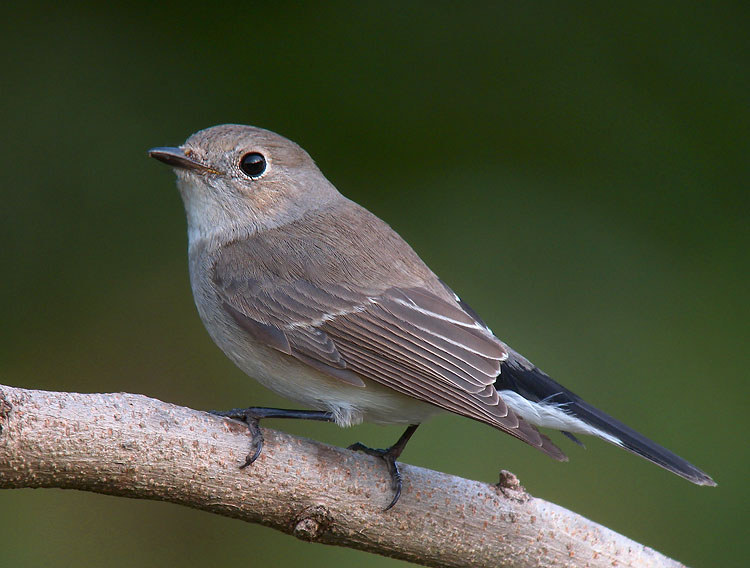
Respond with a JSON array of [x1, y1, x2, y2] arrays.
[[348, 424, 419, 510], [210, 407, 334, 467]]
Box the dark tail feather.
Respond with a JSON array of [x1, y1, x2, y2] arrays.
[[497, 353, 716, 487], [567, 395, 716, 486]]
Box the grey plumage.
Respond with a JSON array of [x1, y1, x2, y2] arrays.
[[149, 123, 714, 489], [211, 199, 564, 459]]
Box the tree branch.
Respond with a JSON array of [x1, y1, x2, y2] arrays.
[[0, 384, 685, 568]]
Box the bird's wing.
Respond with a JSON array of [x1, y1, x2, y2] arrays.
[[212, 234, 565, 460]]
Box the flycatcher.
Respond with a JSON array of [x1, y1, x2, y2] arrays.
[[149, 124, 715, 509]]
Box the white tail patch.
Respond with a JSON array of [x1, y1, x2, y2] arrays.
[[499, 390, 623, 446]]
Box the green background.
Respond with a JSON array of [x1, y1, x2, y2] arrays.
[[1, 3, 746, 567]]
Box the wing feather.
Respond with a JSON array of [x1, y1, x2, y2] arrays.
[[211, 227, 566, 460]]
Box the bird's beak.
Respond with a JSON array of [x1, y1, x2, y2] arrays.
[[148, 146, 222, 174]]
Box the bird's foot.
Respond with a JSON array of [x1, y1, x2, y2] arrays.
[[347, 442, 405, 510], [210, 407, 334, 468], [347, 424, 419, 510], [210, 408, 265, 467]]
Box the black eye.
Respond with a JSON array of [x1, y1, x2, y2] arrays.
[[239, 152, 266, 177]]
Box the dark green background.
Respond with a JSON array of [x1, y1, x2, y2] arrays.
[[1, 3, 746, 567]]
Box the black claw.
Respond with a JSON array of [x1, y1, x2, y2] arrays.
[[210, 409, 265, 467], [240, 418, 263, 468], [347, 424, 419, 511], [209, 407, 335, 468], [348, 443, 405, 509], [384, 459, 403, 511]]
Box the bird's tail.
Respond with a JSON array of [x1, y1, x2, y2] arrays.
[[495, 350, 716, 487]]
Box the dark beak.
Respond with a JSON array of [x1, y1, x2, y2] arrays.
[[148, 147, 221, 174]]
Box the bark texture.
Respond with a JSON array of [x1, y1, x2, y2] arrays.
[[0, 384, 686, 568]]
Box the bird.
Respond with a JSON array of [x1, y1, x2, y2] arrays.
[[149, 124, 715, 509]]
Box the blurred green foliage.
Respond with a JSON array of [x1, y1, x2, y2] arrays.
[[1, 3, 746, 567]]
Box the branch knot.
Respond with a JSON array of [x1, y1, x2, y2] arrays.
[[495, 469, 529, 503], [292, 504, 332, 541]]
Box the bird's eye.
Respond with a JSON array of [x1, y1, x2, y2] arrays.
[[239, 152, 266, 177]]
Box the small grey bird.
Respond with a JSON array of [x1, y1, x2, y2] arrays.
[[149, 124, 715, 509]]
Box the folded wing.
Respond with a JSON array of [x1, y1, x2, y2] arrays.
[[213, 252, 566, 461]]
